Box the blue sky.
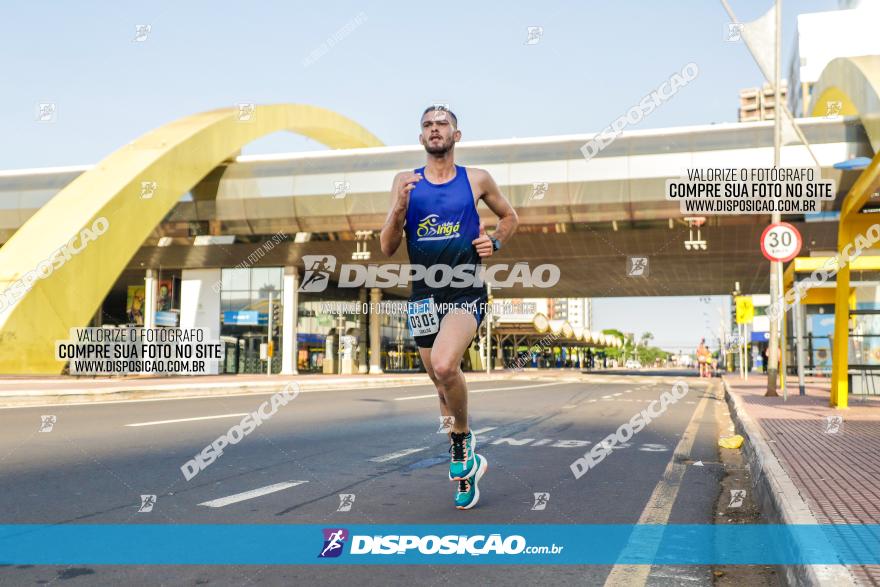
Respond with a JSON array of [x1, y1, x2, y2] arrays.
[[0, 0, 840, 350]]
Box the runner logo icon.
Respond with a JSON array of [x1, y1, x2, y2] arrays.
[[300, 255, 336, 293], [337, 494, 355, 512], [319, 528, 348, 558], [531, 492, 549, 511]]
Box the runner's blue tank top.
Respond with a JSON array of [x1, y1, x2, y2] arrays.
[[404, 164, 483, 298]]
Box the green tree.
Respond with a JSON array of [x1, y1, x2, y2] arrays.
[[602, 329, 632, 363]]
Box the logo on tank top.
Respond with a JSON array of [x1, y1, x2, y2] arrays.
[[416, 214, 461, 241]]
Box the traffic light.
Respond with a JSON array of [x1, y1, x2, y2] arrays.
[[271, 302, 282, 337]]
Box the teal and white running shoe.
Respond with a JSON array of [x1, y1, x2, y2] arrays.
[[455, 453, 488, 510], [448, 430, 477, 481]]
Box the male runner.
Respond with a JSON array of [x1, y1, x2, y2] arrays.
[[380, 105, 518, 509]]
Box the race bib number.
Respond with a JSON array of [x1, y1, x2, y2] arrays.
[[408, 298, 439, 337]]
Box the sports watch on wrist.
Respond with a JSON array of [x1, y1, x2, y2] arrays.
[[490, 236, 502, 251]]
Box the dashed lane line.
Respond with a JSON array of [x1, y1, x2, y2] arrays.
[[394, 381, 566, 401], [197, 481, 309, 508], [369, 447, 430, 463], [125, 413, 248, 427]]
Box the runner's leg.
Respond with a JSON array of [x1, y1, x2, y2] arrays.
[[419, 347, 455, 428], [430, 310, 478, 434]]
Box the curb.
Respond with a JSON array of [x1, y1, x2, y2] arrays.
[[0, 375, 441, 408], [0, 371, 555, 408], [721, 378, 856, 586]]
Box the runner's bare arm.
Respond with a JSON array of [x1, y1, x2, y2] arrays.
[[473, 168, 518, 244], [380, 171, 422, 256]]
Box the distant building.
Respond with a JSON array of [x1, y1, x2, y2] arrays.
[[564, 298, 591, 331], [506, 298, 591, 330], [524, 298, 550, 316], [738, 82, 788, 123]]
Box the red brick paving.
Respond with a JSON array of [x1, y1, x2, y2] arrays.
[[725, 374, 880, 586]]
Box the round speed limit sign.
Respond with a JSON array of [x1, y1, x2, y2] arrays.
[[760, 222, 802, 262]]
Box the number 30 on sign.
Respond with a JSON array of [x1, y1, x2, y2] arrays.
[[760, 222, 802, 263]]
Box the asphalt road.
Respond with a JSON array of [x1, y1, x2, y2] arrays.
[[0, 372, 727, 586]]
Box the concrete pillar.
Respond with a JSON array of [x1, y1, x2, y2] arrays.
[[281, 266, 299, 375], [324, 332, 337, 374], [180, 268, 221, 375], [369, 288, 383, 374], [144, 269, 158, 329], [358, 288, 368, 374]]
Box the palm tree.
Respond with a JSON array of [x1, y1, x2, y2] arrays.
[[631, 332, 653, 362]]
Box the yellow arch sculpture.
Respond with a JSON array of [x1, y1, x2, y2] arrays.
[[809, 57, 880, 407], [0, 105, 384, 374], [810, 56, 880, 151]]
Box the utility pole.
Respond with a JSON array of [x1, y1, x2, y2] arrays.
[[794, 300, 806, 395], [485, 282, 493, 374], [765, 0, 782, 396]]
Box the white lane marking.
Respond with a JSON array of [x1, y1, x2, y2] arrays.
[[125, 413, 248, 427], [371, 429, 495, 463], [613, 392, 623, 397], [601, 384, 712, 586], [601, 395, 612, 399], [198, 481, 308, 508], [369, 447, 429, 463], [647, 573, 703, 583], [394, 382, 565, 401]]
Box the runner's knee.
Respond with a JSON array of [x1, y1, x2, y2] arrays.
[[432, 359, 460, 383]]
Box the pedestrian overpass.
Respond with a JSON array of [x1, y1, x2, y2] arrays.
[[1, 57, 879, 386]]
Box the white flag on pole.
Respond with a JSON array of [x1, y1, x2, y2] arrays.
[[740, 3, 801, 145]]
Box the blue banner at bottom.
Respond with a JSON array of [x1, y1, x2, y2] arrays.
[[1, 524, 878, 565]]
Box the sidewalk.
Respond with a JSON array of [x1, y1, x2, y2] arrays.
[[723, 374, 880, 586]]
